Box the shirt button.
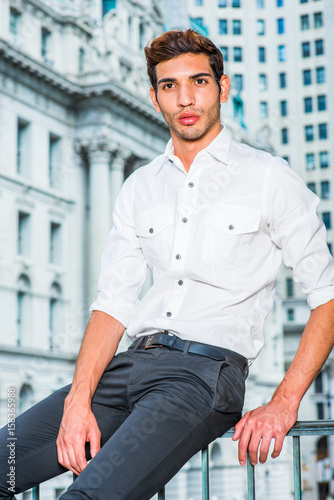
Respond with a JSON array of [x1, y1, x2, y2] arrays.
[[188, 182, 194, 188], [178, 280, 183, 286], [176, 254, 181, 260], [228, 224, 234, 230], [166, 311, 172, 317], [168, 159, 173, 163], [149, 227, 154, 234], [182, 217, 188, 223]]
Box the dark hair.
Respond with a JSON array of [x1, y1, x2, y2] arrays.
[[144, 29, 224, 92]]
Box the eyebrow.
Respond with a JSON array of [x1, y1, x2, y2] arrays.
[[157, 72, 214, 85]]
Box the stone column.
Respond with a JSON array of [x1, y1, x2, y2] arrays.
[[77, 135, 114, 302], [326, 362, 334, 498], [110, 146, 130, 215]]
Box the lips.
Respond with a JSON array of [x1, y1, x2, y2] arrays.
[[178, 112, 201, 126]]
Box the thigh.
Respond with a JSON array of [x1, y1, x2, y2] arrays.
[[60, 350, 245, 500]]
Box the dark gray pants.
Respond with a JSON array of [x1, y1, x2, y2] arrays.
[[0, 343, 246, 500]]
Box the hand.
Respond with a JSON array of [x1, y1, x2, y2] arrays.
[[232, 399, 297, 466], [56, 399, 101, 475]]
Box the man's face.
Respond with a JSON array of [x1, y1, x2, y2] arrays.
[[150, 53, 230, 143]]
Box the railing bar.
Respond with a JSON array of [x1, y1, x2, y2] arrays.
[[32, 485, 40, 500], [202, 446, 209, 500], [293, 435, 302, 500], [247, 452, 255, 500], [158, 487, 165, 500]]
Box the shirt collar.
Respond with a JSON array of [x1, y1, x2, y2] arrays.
[[163, 124, 233, 170]]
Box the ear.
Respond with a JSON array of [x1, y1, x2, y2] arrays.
[[219, 75, 230, 104], [150, 87, 162, 113]]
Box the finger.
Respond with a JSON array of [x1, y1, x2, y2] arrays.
[[271, 434, 285, 459], [89, 428, 101, 459], [258, 434, 273, 464], [246, 432, 263, 466], [61, 435, 87, 475], [232, 412, 250, 441], [237, 425, 253, 466]]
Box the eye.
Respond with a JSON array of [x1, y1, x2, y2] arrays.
[[195, 78, 207, 85], [162, 83, 175, 90]]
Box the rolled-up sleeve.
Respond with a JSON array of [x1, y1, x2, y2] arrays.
[[268, 158, 334, 309], [89, 170, 147, 326]]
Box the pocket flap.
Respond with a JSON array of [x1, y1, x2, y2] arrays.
[[135, 208, 174, 237], [206, 205, 261, 235]]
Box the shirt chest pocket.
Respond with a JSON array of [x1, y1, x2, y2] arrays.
[[204, 206, 261, 271], [135, 208, 175, 272]]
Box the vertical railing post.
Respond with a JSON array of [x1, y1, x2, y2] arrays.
[[32, 485, 40, 500], [158, 487, 165, 500], [247, 452, 255, 500], [202, 446, 210, 500], [292, 435, 302, 500]]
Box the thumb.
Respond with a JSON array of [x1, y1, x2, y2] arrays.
[[88, 426, 101, 459]]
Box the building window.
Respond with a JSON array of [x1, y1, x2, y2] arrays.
[[257, 0, 265, 7], [219, 19, 228, 34], [321, 181, 330, 200], [232, 0, 241, 6], [300, 14, 309, 30], [195, 0, 204, 4], [306, 153, 315, 170], [302, 41, 311, 58], [317, 95, 326, 111], [314, 12, 323, 28], [257, 20, 265, 35], [50, 222, 62, 265], [17, 274, 31, 347], [300, 0, 308, 2], [287, 308, 294, 321], [234, 74, 243, 91], [233, 46, 242, 62], [328, 243, 333, 255], [320, 151, 329, 169], [278, 45, 286, 61], [281, 128, 288, 144], [319, 123, 328, 140], [18, 212, 30, 256], [259, 74, 267, 91], [10, 8, 21, 40], [102, 0, 116, 16], [305, 125, 314, 142], [49, 282, 62, 351], [41, 27, 52, 62], [317, 403, 325, 420], [49, 134, 61, 189], [286, 277, 294, 297], [315, 39, 324, 55], [233, 20, 242, 35], [307, 182, 316, 194], [260, 101, 268, 118], [258, 46, 266, 62], [322, 212, 331, 229], [277, 18, 285, 34], [277, 0, 283, 6], [304, 97, 313, 113], [315, 372, 323, 393], [79, 47, 85, 73], [316, 66, 325, 83], [303, 69, 312, 85], [218, 0, 227, 6], [279, 72, 286, 88], [220, 46, 228, 61], [280, 100, 287, 116], [17, 118, 30, 176]]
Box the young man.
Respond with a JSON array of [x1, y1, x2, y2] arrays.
[[1, 29, 334, 500]]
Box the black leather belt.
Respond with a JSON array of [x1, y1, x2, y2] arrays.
[[135, 332, 248, 376]]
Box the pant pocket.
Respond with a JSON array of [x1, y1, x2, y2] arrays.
[[213, 362, 245, 413]]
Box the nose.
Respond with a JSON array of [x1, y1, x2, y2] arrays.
[[177, 83, 195, 108]]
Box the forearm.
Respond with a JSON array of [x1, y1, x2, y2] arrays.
[[271, 298, 334, 410], [66, 310, 125, 406]]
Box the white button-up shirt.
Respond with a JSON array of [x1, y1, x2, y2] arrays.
[[90, 126, 334, 361]]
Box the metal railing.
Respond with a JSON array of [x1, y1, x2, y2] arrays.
[[32, 420, 334, 500]]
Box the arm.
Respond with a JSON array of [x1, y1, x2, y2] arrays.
[[233, 298, 334, 466], [56, 311, 125, 475]]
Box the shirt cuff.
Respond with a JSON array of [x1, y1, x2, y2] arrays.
[[89, 291, 136, 328], [307, 286, 334, 310]]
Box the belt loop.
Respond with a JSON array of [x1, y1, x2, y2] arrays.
[[182, 341, 191, 357], [131, 337, 143, 352]]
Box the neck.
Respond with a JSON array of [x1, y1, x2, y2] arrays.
[[172, 122, 221, 172]]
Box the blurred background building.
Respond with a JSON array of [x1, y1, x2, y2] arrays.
[[0, 0, 333, 499]]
